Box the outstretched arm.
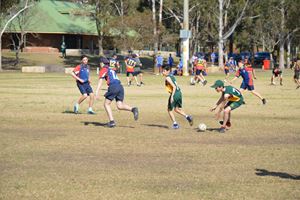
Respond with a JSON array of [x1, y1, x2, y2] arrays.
[[95, 78, 103, 100]]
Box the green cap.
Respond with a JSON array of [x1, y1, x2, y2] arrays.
[[211, 80, 224, 88]]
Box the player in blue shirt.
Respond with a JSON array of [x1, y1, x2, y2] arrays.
[[156, 53, 164, 75], [71, 55, 95, 114], [95, 57, 139, 128]]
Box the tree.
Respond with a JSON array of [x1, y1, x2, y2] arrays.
[[0, 0, 33, 71]]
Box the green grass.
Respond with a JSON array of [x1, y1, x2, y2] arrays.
[[0, 70, 299, 200]]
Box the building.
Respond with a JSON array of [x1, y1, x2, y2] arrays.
[[2, 0, 99, 54]]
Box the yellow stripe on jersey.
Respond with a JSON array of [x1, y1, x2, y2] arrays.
[[165, 81, 173, 93], [228, 95, 240, 102]]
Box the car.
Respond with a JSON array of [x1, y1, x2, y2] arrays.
[[254, 52, 271, 66], [240, 52, 252, 62]]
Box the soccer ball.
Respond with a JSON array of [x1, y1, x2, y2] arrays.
[[190, 77, 196, 85], [198, 123, 207, 131]]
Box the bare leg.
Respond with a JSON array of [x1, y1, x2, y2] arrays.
[[78, 94, 88, 104], [116, 101, 132, 111], [88, 93, 94, 108], [174, 107, 187, 117], [222, 107, 231, 128], [167, 109, 176, 123], [251, 90, 264, 100], [104, 98, 114, 121], [139, 73, 143, 83]]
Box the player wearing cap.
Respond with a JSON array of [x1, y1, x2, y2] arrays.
[[95, 57, 139, 128], [210, 80, 244, 133], [230, 61, 266, 105]]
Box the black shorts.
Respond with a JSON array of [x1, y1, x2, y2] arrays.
[[133, 71, 142, 76], [126, 72, 134, 77], [105, 84, 124, 102], [77, 82, 93, 95], [224, 69, 229, 75], [294, 71, 299, 79]]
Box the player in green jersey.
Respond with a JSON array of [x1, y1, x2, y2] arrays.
[[210, 80, 244, 133], [162, 66, 193, 129]]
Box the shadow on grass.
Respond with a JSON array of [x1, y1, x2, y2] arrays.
[[62, 110, 81, 114], [255, 169, 300, 180], [142, 123, 169, 129], [82, 121, 135, 128]]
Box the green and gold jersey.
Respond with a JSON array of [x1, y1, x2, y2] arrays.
[[224, 85, 243, 102], [165, 75, 180, 94]]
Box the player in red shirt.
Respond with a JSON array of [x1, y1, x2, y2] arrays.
[[71, 55, 95, 114], [271, 66, 283, 85], [231, 60, 266, 104], [95, 57, 139, 128]]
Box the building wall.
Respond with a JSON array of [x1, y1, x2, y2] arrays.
[[1, 33, 98, 53]]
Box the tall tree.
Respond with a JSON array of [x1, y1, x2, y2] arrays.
[[0, 0, 33, 71]]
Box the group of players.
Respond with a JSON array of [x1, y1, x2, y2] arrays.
[[70, 53, 300, 132]]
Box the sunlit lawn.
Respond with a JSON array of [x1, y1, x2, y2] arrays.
[[0, 70, 299, 200]]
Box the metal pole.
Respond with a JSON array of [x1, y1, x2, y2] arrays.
[[182, 0, 189, 76]]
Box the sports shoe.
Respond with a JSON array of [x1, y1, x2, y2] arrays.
[[87, 110, 96, 115], [280, 82, 283, 86], [186, 115, 193, 126], [107, 121, 116, 128], [219, 121, 231, 129], [203, 80, 207, 86], [219, 127, 226, 133], [132, 107, 139, 121], [172, 123, 180, 129], [297, 85, 300, 89], [262, 98, 266, 105], [74, 104, 79, 114], [140, 82, 145, 85], [137, 84, 141, 87]]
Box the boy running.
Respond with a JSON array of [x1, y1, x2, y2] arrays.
[[292, 59, 300, 89], [271, 66, 283, 85], [210, 80, 244, 133], [231, 61, 266, 105], [125, 56, 136, 86], [193, 56, 207, 85], [162, 65, 193, 129], [95, 57, 139, 128], [71, 55, 95, 114], [109, 54, 120, 72]]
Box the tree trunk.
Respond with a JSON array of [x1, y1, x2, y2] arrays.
[[0, 40, 2, 71], [218, 0, 224, 68], [98, 36, 103, 56], [158, 0, 163, 51], [152, 0, 158, 72], [279, 0, 285, 69], [287, 35, 291, 68]]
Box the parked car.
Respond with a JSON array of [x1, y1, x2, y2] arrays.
[[240, 51, 252, 62], [228, 52, 241, 62], [254, 52, 271, 66]]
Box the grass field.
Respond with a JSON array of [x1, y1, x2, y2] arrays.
[[0, 70, 299, 200]]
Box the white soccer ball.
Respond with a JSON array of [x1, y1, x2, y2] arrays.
[[190, 77, 196, 85], [198, 123, 207, 131]]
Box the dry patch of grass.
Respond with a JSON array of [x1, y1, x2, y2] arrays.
[[0, 71, 299, 200]]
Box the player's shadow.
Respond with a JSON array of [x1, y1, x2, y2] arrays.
[[82, 121, 135, 128], [142, 124, 169, 129], [255, 168, 300, 180], [194, 127, 220, 132], [62, 110, 79, 114]]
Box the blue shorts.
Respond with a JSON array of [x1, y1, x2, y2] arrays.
[[196, 69, 203, 75], [77, 82, 93, 95], [105, 83, 124, 102], [157, 64, 162, 68], [240, 82, 254, 91]]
